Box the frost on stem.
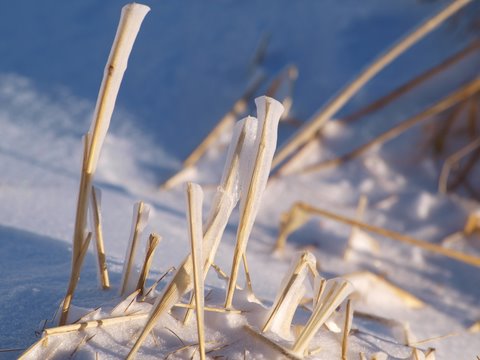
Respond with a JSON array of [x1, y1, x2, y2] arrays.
[[225, 96, 284, 308]]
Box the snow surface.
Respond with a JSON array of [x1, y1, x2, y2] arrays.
[[1, 1, 480, 359]]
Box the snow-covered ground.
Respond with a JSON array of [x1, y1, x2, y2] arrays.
[[1, 1, 480, 359]]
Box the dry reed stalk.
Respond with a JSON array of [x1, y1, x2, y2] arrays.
[[60, 231, 92, 325], [59, 3, 150, 325], [359, 352, 367, 360], [274, 203, 314, 253], [468, 321, 480, 332], [344, 195, 369, 259], [438, 136, 480, 193], [136, 233, 161, 295], [271, 0, 473, 170], [288, 203, 480, 267], [161, 73, 265, 190], [345, 271, 424, 309], [343, 40, 480, 125], [121, 201, 150, 296], [262, 252, 317, 337], [127, 259, 195, 360], [371, 353, 388, 360], [292, 278, 354, 356], [186, 183, 206, 360], [45, 313, 149, 336], [302, 78, 480, 174], [225, 97, 284, 309], [409, 332, 458, 346], [69, 334, 96, 358], [273, 137, 321, 178], [184, 118, 255, 323], [266, 65, 298, 120], [275, 40, 480, 178], [60, 135, 92, 325], [275, 207, 309, 251], [142, 266, 176, 300], [46, 304, 243, 338], [313, 278, 326, 308], [90, 186, 109, 289], [128, 118, 258, 358], [341, 299, 353, 360], [425, 348, 436, 360], [241, 252, 256, 298], [174, 303, 242, 314]]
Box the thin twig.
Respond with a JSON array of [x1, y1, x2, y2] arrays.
[[136, 233, 161, 295], [272, 0, 473, 169], [303, 78, 480, 174], [161, 73, 265, 190], [90, 186, 110, 289], [121, 201, 149, 296], [291, 203, 480, 267], [343, 39, 480, 124], [341, 299, 353, 360]]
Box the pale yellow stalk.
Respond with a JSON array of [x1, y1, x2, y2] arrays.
[[59, 3, 150, 325], [272, 0, 473, 170]]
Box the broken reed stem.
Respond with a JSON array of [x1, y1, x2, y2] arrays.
[[342, 39, 480, 124], [60, 231, 93, 324], [136, 233, 161, 295], [294, 203, 480, 267], [184, 120, 254, 324], [271, 0, 473, 170], [90, 186, 110, 289], [302, 78, 480, 174], [121, 201, 146, 296], [128, 118, 258, 358], [266, 65, 298, 119], [161, 73, 264, 190], [186, 183, 206, 360], [187, 75, 263, 170], [341, 299, 352, 360], [262, 252, 316, 335], [276, 40, 480, 178], [60, 3, 150, 325], [292, 281, 352, 355], [344, 195, 368, 259], [225, 97, 283, 309], [60, 135, 92, 325], [439, 136, 480, 193], [44, 305, 242, 337]]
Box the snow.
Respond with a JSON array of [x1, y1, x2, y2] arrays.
[[1, 1, 480, 359]]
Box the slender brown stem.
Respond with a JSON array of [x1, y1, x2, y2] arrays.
[[136, 233, 161, 295]]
